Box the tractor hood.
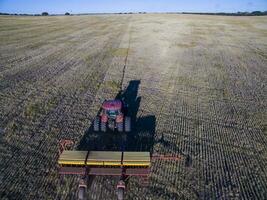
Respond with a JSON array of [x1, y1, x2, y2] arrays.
[[102, 100, 122, 110]]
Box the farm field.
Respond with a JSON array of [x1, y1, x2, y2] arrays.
[[0, 14, 267, 199]]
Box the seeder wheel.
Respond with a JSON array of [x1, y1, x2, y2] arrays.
[[78, 187, 85, 200], [117, 180, 125, 200], [117, 188, 124, 200]]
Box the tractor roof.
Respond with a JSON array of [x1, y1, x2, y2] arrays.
[[102, 100, 122, 110]]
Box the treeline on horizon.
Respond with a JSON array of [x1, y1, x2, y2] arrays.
[[0, 11, 267, 16], [181, 11, 267, 16]]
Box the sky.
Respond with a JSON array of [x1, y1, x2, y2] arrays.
[[0, 0, 267, 14]]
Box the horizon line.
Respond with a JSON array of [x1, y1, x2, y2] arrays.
[[1, 10, 267, 15]]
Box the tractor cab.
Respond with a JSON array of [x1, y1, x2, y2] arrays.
[[93, 99, 131, 132], [102, 100, 122, 119]]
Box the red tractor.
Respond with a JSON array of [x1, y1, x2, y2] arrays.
[[93, 99, 131, 132]]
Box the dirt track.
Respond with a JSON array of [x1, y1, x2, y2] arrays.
[[0, 14, 267, 199]]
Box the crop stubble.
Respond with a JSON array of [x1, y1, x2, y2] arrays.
[[0, 14, 266, 199]]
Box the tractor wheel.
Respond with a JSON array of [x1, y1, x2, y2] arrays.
[[101, 122, 107, 132], [117, 188, 124, 200], [93, 117, 100, 132], [78, 187, 85, 200], [125, 116, 131, 132], [117, 122, 123, 132]]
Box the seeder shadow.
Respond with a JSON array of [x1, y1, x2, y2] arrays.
[[126, 115, 156, 153]]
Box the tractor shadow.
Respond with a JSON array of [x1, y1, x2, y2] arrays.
[[77, 80, 155, 153]]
